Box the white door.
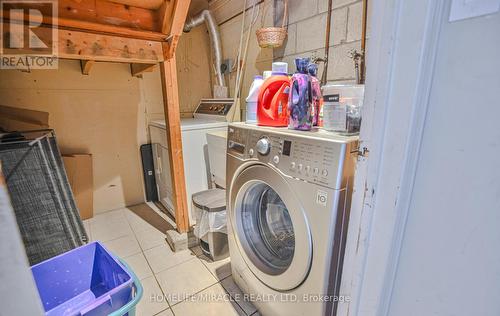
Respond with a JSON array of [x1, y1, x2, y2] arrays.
[[384, 5, 500, 316], [340, 1, 500, 315], [229, 164, 312, 291]]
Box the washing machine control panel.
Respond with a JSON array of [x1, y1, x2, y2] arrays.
[[228, 125, 352, 189]]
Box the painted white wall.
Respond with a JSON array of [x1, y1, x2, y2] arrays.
[[386, 5, 500, 316]]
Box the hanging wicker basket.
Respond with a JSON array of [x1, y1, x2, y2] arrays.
[[256, 27, 287, 48], [256, 0, 288, 48]]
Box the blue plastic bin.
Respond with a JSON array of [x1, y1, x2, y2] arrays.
[[31, 241, 143, 316]]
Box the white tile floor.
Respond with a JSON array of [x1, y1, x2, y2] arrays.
[[84, 203, 259, 316]]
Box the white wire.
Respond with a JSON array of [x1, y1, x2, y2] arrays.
[[237, 3, 259, 96], [230, 0, 260, 122], [232, 0, 248, 106]]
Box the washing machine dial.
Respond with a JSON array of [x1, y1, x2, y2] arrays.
[[256, 137, 271, 155]]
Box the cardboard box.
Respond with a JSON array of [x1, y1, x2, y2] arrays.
[[63, 154, 93, 220]]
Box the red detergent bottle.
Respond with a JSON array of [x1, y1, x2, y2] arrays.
[[257, 71, 290, 127]]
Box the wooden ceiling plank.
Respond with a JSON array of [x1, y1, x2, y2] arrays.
[[60, 0, 157, 31], [30, 0, 157, 31], [57, 17, 167, 41], [107, 0, 165, 10], [1, 0, 167, 40]]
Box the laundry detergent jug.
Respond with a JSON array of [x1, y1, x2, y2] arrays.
[[246, 75, 264, 124], [257, 72, 290, 127], [288, 58, 313, 130]]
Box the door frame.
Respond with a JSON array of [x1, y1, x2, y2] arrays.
[[338, 0, 448, 315]]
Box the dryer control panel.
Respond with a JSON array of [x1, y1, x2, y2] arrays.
[[193, 98, 234, 121], [227, 124, 358, 190]]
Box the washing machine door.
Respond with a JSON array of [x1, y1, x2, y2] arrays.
[[229, 164, 312, 291]]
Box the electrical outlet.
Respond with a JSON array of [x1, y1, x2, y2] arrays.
[[221, 59, 233, 74]]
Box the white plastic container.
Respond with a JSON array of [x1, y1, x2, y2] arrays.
[[272, 62, 288, 74], [322, 84, 365, 134], [245, 75, 264, 124]]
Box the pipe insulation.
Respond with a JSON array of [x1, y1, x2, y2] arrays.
[[183, 10, 225, 87]]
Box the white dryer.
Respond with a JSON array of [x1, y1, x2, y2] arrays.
[[226, 123, 358, 316], [149, 99, 234, 225]]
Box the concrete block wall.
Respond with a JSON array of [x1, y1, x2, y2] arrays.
[[274, 0, 366, 84]]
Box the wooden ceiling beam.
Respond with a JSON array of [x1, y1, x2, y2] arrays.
[[57, 17, 168, 42], [158, 0, 191, 59], [58, 29, 164, 63], [1, 24, 164, 64], [158, 0, 176, 35], [108, 0, 165, 10], [18, 0, 158, 31], [1, 0, 168, 41], [2, 0, 193, 47], [59, 0, 158, 31]]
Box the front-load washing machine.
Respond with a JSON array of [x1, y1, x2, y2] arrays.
[[226, 123, 358, 316]]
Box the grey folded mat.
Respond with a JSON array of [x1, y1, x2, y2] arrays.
[[0, 130, 87, 265]]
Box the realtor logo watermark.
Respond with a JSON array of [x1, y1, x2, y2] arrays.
[[0, 0, 58, 69]]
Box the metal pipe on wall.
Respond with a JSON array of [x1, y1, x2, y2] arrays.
[[321, 0, 334, 86], [322, 0, 369, 85], [360, 0, 368, 84], [183, 10, 225, 87]]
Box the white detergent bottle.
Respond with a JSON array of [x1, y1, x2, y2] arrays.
[[245, 75, 264, 123]]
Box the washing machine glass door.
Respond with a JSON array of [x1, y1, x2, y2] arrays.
[[230, 164, 312, 291]]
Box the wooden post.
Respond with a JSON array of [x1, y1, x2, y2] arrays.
[[159, 54, 189, 233], [157, 0, 191, 234]]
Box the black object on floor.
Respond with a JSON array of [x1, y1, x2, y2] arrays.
[[0, 130, 87, 265], [140, 143, 159, 202]]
